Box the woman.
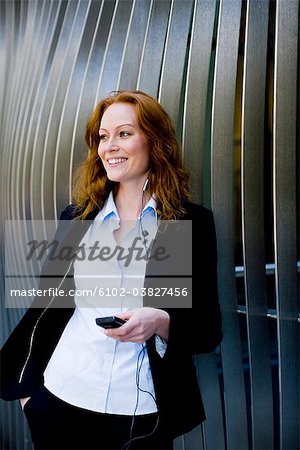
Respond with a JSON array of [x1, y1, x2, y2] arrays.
[[1, 90, 222, 449]]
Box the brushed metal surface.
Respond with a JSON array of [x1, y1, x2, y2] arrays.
[[210, 0, 248, 448], [241, 1, 274, 448], [273, 0, 299, 448], [182, 0, 217, 204]]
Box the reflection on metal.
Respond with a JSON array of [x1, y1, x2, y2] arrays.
[[236, 262, 300, 277], [0, 1, 299, 449], [241, 1, 273, 448]]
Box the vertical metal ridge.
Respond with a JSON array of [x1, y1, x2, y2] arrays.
[[135, 0, 171, 97], [136, 0, 154, 90], [182, 0, 217, 204], [115, 0, 137, 90], [195, 352, 225, 449], [157, 0, 193, 126], [116, 0, 152, 91], [94, 0, 134, 101], [94, 0, 120, 107], [273, 0, 299, 448], [241, 1, 274, 448], [210, 0, 248, 448], [157, 0, 174, 103], [183, 3, 225, 447]]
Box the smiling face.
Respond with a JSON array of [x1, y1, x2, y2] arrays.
[[98, 102, 151, 188]]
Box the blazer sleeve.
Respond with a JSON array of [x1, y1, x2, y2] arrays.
[[163, 206, 222, 356]]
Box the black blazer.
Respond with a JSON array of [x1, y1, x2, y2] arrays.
[[0, 202, 222, 439]]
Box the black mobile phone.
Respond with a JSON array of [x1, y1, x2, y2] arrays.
[[95, 316, 126, 329]]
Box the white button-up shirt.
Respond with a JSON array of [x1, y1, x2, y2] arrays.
[[44, 192, 161, 415]]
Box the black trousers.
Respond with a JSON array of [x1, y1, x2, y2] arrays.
[[23, 386, 173, 450]]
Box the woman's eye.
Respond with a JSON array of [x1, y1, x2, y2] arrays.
[[119, 131, 131, 138], [99, 134, 108, 141]]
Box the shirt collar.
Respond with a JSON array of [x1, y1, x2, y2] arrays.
[[141, 196, 157, 222], [97, 191, 118, 221], [95, 191, 157, 222]]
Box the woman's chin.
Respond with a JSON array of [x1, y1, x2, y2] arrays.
[[107, 175, 122, 183]]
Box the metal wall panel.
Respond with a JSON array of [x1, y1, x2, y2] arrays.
[[241, 1, 273, 448], [273, 1, 299, 448], [210, 0, 248, 449], [137, 0, 171, 96], [182, 2, 225, 448], [1, 1, 299, 449], [158, 0, 194, 125], [182, 0, 217, 204], [116, 0, 152, 90]]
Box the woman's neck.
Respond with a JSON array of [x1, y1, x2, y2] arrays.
[[114, 181, 150, 221]]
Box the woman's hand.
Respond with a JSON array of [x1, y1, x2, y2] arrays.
[[102, 308, 170, 343], [20, 397, 30, 409]]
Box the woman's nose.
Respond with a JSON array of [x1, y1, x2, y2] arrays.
[[107, 143, 119, 151], [106, 136, 119, 151], [99, 141, 118, 154]]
